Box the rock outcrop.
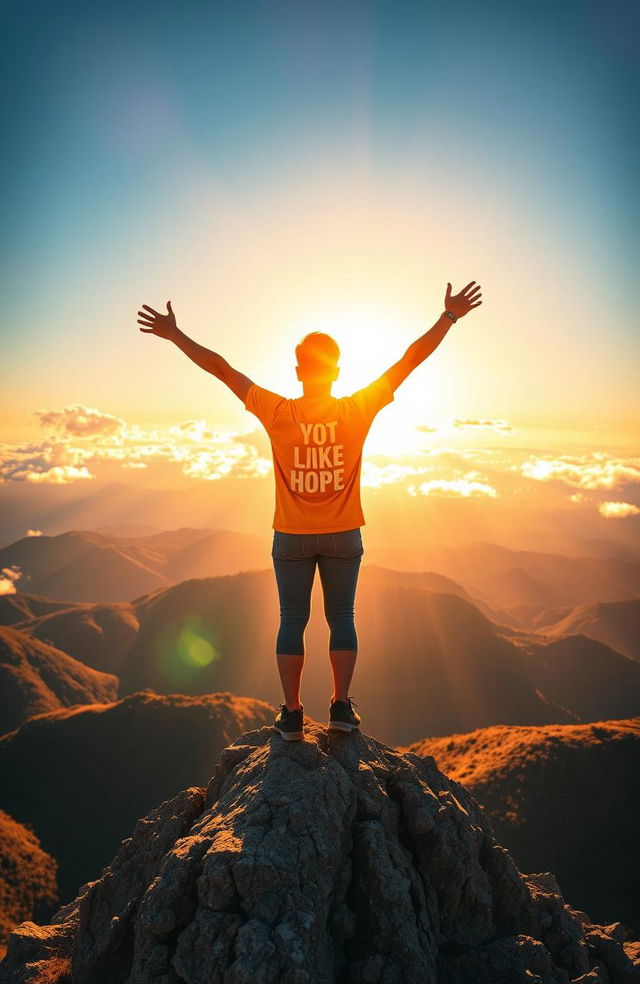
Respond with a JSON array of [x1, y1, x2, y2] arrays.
[[404, 717, 640, 937], [1, 722, 638, 983]]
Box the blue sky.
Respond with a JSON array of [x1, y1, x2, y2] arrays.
[[2, 0, 638, 439]]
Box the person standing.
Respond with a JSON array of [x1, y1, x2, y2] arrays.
[[136, 280, 483, 740]]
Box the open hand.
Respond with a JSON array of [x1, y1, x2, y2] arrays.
[[445, 281, 482, 320], [137, 301, 178, 339]]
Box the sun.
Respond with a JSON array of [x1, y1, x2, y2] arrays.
[[292, 303, 400, 395], [288, 302, 429, 454]]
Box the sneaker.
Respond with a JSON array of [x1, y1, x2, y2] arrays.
[[273, 702, 304, 741], [328, 696, 361, 733]]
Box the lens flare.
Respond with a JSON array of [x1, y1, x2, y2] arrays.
[[153, 612, 221, 688]]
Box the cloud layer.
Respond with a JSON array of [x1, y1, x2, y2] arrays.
[[0, 405, 638, 521]]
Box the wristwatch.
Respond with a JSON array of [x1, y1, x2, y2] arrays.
[[444, 310, 458, 323]]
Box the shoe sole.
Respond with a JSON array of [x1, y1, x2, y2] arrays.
[[274, 726, 304, 741], [328, 721, 360, 732]]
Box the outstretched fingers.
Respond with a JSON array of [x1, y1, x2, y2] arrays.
[[465, 283, 482, 306]]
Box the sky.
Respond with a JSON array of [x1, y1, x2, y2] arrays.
[[1, 0, 638, 530]]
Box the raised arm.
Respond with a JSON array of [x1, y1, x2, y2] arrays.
[[136, 300, 255, 403], [381, 280, 482, 392]]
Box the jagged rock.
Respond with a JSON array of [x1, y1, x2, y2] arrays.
[[1, 723, 638, 984], [408, 719, 640, 933]]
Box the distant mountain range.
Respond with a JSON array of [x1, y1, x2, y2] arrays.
[[107, 570, 640, 743], [424, 541, 640, 615], [2, 477, 639, 564], [529, 599, 640, 663], [0, 528, 269, 603], [3, 560, 640, 745], [0, 625, 118, 734], [2, 527, 639, 612], [1, 599, 139, 674]]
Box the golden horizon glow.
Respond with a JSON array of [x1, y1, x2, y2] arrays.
[[4, 157, 637, 444]]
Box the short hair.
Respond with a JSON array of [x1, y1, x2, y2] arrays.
[[295, 332, 340, 378]]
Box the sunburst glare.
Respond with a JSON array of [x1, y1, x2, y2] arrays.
[[287, 302, 444, 454]]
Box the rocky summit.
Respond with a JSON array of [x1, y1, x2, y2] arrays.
[[1, 722, 639, 984]]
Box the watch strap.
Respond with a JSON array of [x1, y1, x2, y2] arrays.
[[444, 310, 458, 323]]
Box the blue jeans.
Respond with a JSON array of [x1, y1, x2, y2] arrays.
[[271, 528, 364, 656]]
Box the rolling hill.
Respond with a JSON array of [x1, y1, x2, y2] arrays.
[[0, 626, 118, 735], [119, 571, 640, 745]]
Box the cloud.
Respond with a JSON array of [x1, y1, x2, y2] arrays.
[[416, 418, 514, 435], [521, 453, 640, 490], [1, 408, 274, 485], [450, 417, 514, 433], [234, 427, 272, 458], [407, 475, 498, 498], [598, 501, 640, 519], [2, 405, 637, 526], [33, 404, 126, 437], [181, 445, 272, 481], [361, 461, 433, 489], [0, 566, 21, 596], [0, 436, 97, 484], [22, 466, 94, 484], [173, 419, 215, 441]]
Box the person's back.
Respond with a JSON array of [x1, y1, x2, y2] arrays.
[[244, 375, 394, 533], [136, 279, 482, 739]]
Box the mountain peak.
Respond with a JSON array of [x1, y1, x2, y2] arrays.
[[2, 722, 638, 983]]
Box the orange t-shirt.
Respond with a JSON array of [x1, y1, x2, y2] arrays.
[[244, 375, 395, 533]]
